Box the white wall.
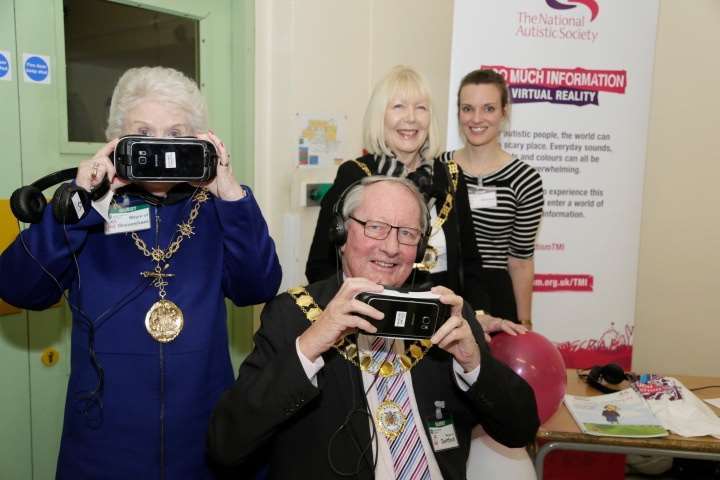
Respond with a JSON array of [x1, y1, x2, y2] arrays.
[[254, 0, 720, 376], [254, 0, 452, 291], [633, 0, 720, 376]]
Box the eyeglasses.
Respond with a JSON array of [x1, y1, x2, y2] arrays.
[[348, 216, 423, 246]]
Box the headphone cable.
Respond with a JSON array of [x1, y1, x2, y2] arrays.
[[17, 213, 154, 428], [327, 341, 396, 478]]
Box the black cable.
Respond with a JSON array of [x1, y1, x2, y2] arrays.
[[327, 344, 395, 478], [690, 385, 720, 392], [16, 204, 154, 429], [19, 227, 104, 426], [359, 359, 381, 480], [335, 246, 342, 286], [159, 343, 166, 480], [13, 183, 203, 432], [17, 227, 96, 335], [578, 367, 720, 395]]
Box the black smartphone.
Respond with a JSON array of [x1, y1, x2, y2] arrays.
[[113, 135, 218, 182], [356, 290, 449, 340]]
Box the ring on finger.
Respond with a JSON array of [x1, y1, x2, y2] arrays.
[[91, 162, 99, 178]]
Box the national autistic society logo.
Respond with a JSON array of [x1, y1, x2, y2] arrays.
[[546, 0, 599, 21]]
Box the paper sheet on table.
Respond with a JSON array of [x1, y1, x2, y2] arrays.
[[705, 398, 720, 409], [644, 378, 720, 439]]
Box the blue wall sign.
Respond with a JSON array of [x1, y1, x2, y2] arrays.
[[0, 51, 10, 81], [23, 54, 50, 83]]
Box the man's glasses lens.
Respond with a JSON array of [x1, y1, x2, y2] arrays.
[[351, 217, 421, 246]]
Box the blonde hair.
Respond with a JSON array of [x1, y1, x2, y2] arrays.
[[105, 66, 207, 140], [362, 65, 441, 160]]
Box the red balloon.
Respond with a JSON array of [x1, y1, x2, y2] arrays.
[[489, 331, 567, 424]]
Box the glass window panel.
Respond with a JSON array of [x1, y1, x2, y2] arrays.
[[64, 0, 199, 143]]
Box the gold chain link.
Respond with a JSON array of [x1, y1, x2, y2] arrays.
[[428, 161, 459, 237], [130, 189, 210, 299], [351, 159, 373, 176], [130, 189, 209, 262]]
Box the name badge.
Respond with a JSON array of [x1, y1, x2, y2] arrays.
[[105, 204, 151, 235], [468, 187, 497, 209], [427, 417, 459, 452], [70, 192, 85, 219]]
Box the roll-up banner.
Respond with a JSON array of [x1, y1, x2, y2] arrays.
[[447, 0, 659, 369]]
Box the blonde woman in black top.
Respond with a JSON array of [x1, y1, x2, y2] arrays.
[[306, 65, 490, 311]]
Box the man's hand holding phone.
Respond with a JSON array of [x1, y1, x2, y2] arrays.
[[297, 278, 382, 363], [429, 286, 481, 373], [354, 288, 450, 340]]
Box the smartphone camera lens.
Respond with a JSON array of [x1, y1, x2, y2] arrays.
[[138, 156, 147, 165], [421, 316, 431, 329]]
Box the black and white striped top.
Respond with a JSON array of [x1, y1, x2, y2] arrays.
[[441, 152, 544, 270]]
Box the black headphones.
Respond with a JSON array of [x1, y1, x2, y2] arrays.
[[581, 363, 631, 394], [406, 166, 434, 201], [10, 168, 109, 224], [328, 178, 431, 264]]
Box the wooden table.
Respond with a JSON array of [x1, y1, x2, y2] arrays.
[[534, 369, 720, 479]]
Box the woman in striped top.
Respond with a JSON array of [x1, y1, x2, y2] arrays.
[[444, 69, 544, 329]]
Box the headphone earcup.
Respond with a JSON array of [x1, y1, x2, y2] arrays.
[[51, 183, 89, 225], [586, 365, 614, 394], [328, 213, 348, 247], [90, 177, 111, 201], [600, 363, 626, 384], [585, 363, 626, 394], [588, 365, 603, 383], [407, 168, 433, 200], [10, 185, 47, 224]]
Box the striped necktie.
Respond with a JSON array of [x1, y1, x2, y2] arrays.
[[372, 337, 431, 480]]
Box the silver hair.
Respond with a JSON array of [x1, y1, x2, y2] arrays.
[[341, 176, 429, 234], [105, 66, 208, 140]]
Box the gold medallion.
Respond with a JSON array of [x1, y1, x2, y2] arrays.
[[144, 299, 184, 343], [375, 400, 407, 439], [131, 189, 208, 344], [379, 361, 395, 378]]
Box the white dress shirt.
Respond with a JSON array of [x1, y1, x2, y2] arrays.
[[296, 335, 480, 479]]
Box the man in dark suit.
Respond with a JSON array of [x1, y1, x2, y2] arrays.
[[208, 176, 539, 479]]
